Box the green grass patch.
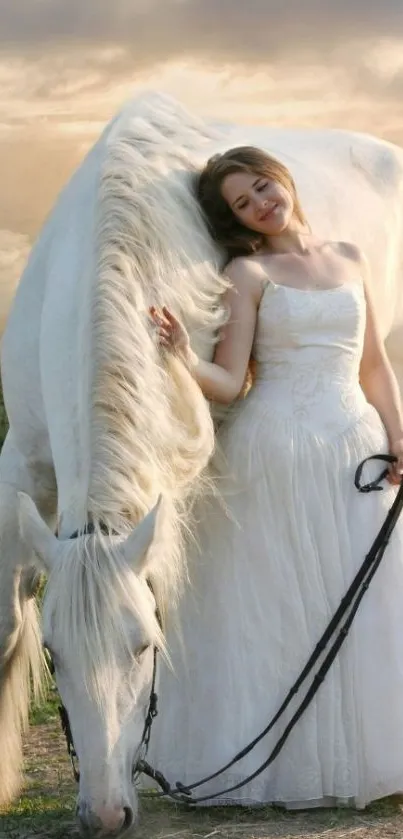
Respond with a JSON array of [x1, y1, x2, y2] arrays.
[[0, 795, 78, 839], [29, 689, 60, 726], [1, 794, 75, 817]]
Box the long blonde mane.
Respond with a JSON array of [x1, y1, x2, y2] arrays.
[[79, 95, 229, 621]]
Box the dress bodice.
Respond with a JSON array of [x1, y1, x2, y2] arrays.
[[251, 280, 369, 436]]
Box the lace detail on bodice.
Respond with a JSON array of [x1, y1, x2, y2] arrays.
[[251, 281, 368, 437]]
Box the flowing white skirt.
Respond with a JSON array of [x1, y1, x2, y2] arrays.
[[148, 394, 403, 809]]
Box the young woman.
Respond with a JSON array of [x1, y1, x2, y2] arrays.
[[149, 147, 403, 808]]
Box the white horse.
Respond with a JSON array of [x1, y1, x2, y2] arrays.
[[1, 91, 403, 837]]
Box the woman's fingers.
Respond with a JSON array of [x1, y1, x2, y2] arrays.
[[387, 462, 403, 485], [150, 306, 172, 329], [162, 306, 177, 324], [149, 309, 173, 346], [150, 305, 181, 330], [150, 311, 168, 327], [149, 305, 187, 354]]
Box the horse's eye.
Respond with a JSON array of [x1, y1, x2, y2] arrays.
[[136, 644, 150, 660]]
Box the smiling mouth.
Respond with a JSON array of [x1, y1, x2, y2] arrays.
[[260, 204, 278, 221]]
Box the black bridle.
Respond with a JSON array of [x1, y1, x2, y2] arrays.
[[52, 455, 403, 804], [45, 649, 81, 782], [132, 643, 159, 783]]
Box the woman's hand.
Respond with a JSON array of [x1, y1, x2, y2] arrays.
[[149, 306, 194, 364], [388, 437, 403, 484]]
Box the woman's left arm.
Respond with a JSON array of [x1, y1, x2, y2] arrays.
[[359, 254, 403, 483]]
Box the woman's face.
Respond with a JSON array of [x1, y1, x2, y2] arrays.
[[220, 170, 294, 236]]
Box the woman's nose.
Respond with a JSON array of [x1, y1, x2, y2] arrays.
[[254, 197, 268, 214]]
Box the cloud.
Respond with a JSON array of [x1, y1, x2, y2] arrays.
[[1, 0, 402, 331], [0, 0, 402, 65], [1, 0, 403, 120]]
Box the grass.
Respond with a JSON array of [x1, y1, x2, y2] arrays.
[[1, 697, 402, 839], [29, 687, 60, 727], [0, 712, 78, 838], [0, 797, 77, 835]]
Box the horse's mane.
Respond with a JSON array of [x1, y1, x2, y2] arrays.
[[72, 94, 230, 621]]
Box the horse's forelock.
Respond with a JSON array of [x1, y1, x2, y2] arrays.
[[43, 535, 165, 713]]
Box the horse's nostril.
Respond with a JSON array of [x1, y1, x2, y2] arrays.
[[123, 806, 134, 830]]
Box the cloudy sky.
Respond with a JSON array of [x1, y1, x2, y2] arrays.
[[0, 0, 403, 326]]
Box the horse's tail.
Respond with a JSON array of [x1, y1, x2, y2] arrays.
[[0, 475, 47, 806], [0, 590, 45, 805]]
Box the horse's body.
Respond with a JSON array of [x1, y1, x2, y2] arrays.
[[0, 92, 403, 836]]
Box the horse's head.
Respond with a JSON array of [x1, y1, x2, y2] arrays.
[[18, 493, 166, 837]]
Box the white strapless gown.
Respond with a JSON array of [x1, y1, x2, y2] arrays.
[[149, 279, 403, 809]]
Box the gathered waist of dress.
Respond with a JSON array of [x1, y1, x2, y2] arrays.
[[251, 357, 369, 435], [255, 348, 361, 385]]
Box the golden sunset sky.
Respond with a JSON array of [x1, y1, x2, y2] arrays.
[[1, 0, 403, 324]]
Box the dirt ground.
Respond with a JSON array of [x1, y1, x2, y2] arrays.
[[1, 719, 403, 839]]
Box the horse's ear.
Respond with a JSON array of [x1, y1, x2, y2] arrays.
[[18, 492, 59, 572], [121, 495, 163, 570]]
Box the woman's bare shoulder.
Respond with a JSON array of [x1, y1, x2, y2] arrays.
[[224, 255, 268, 299], [225, 254, 266, 276], [328, 240, 364, 265]]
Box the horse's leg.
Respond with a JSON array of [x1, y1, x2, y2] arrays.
[[0, 430, 56, 806]]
